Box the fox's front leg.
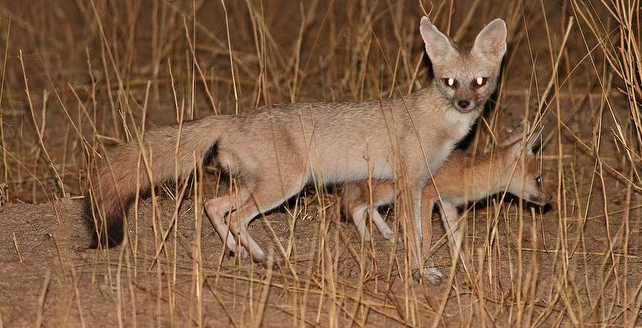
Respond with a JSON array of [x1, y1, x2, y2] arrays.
[[365, 184, 397, 241], [440, 201, 468, 271], [349, 182, 397, 241], [406, 180, 443, 284], [350, 204, 373, 242], [409, 183, 439, 283], [417, 197, 445, 284], [371, 210, 397, 241]]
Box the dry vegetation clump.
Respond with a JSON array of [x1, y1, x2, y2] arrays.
[[0, 0, 640, 327]]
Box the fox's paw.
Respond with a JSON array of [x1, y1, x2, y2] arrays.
[[227, 247, 249, 259], [412, 266, 444, 285], [381, 230, 398, 241], [424, 266, 445, 285]]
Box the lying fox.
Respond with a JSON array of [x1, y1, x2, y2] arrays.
[[341, 121, 553, 283], [84, 17, 507, 267]]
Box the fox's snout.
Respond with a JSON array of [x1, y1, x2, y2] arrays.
[[527, 191, 553, 206], [453, 99, 476, 113]]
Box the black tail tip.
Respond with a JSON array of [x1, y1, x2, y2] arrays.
[[89, 229, 124, 249], [84, 203, 125, 249]]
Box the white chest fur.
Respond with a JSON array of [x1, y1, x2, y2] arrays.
[[443, 109, 479, 142]]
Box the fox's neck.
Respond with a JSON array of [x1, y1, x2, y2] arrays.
[[427, 152, 508, 204], [403, 84, 480, 138], [402, 83, 438, 108], [462, 152, 512, 201]]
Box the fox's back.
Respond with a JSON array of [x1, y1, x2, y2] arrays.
[[226, 91, 453, 184]]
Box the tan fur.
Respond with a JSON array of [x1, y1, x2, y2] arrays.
[[341, 121, 553, 283], [85, 17, 508, 268]]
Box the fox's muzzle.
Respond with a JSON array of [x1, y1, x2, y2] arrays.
[[453, 100, 478, 114], [527, 192, 553, 206]]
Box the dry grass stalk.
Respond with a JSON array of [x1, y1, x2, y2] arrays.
[[0, 0, 640, 326]]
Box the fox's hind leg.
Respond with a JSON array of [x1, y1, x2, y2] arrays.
[[204, 188, 251, 256], [227, 178, 304, 263]]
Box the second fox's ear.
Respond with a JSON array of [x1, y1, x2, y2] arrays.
[[508, 125, 543, 160], [526, 126, 544, 154], [420, 16, 453, 64], [499, 120, 530, 148], [472, 18, 507, 63]]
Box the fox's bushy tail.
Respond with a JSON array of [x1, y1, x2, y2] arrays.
[[84, 116, 222, 248]]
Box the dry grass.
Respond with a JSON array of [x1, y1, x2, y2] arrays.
[[0, 0, 641, 327]]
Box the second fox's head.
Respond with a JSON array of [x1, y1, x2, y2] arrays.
[[420, 17, 507, 114], [499, 122, 553, 206]]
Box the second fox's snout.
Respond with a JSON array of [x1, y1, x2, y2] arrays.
[[528, 191, 553, 206], [541, 192, 554, 204]]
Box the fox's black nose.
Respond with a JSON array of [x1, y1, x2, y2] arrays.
[[457, 100, 470, 109]]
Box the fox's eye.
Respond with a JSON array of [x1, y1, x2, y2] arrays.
[[444, 78, 457, 88], [473, 77, 487, 88], [535, 176, 542, 186]]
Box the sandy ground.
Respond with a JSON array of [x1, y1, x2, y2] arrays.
[[1, 1, 641, 326], [2, 165, 640, 327]]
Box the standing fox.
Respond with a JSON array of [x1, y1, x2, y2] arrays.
[[84, 17, 507, 267], [341, 121, 553, 283]]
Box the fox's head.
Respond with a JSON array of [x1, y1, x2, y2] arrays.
[[420, 17, 507, 114], [498, 121, 553, 206]]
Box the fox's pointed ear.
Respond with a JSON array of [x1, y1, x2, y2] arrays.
[[505, 136, 525, 162], [472, 18, 507, 63], [526, 126, 544, 154], [499, 120, 530, 148], [420, 17, 453, 64]]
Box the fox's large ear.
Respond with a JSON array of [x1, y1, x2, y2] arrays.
[[526, 126, 544, 154], [506, 136, 525, 163], [420, 17, 453, 64], [499, 120, 530, 148], [472, 18, 507, 63]]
